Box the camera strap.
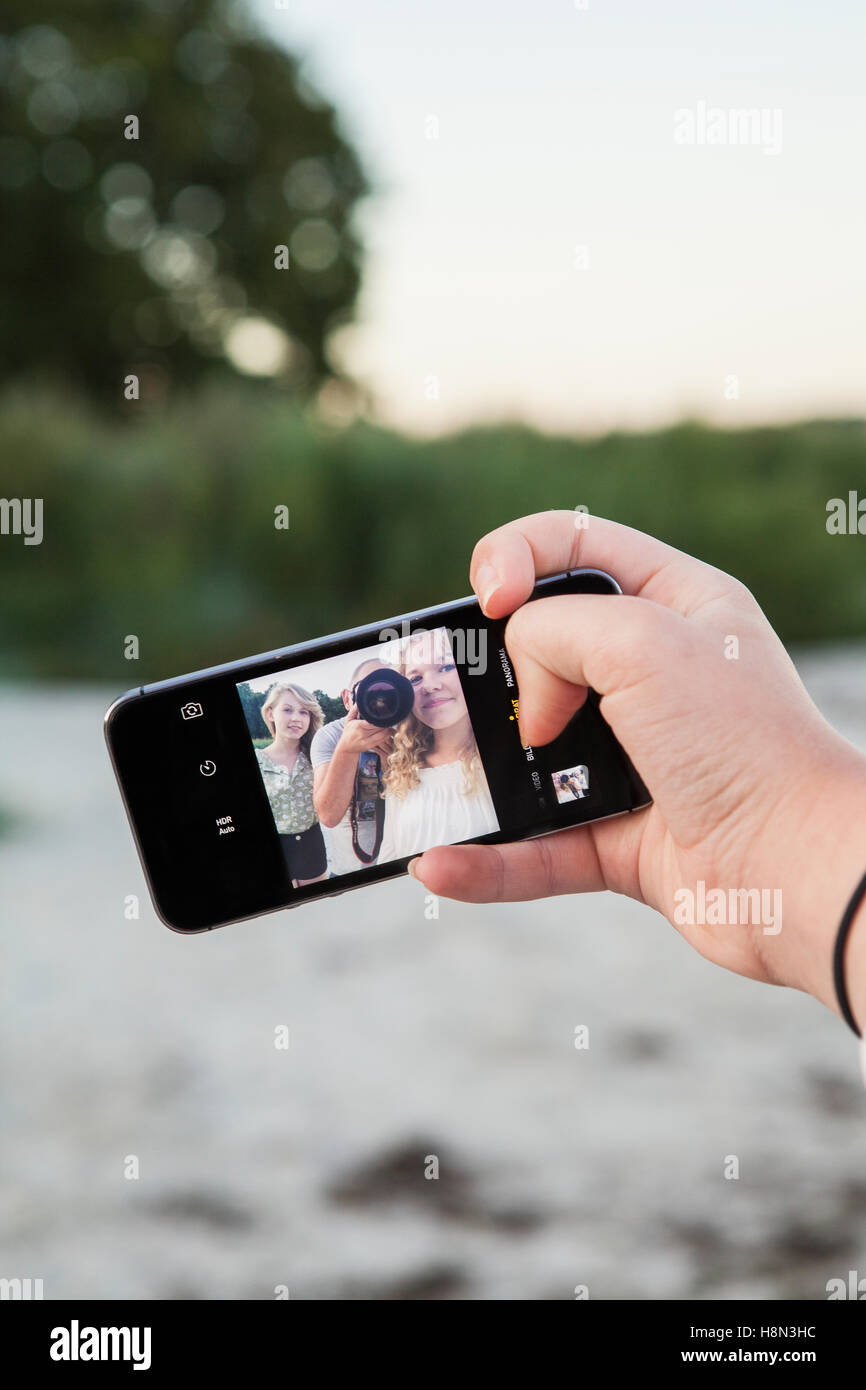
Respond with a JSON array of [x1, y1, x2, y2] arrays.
[[350, 750, 385, 864]]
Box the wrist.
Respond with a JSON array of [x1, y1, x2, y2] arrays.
[[333, 737, 358, 764], [766, 736, 866, 1026]]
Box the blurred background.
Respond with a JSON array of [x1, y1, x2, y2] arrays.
[[1, 0, 865, 1299]]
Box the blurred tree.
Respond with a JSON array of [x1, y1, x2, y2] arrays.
[[0, 0, 369, 406], [237, 679, 344, 739], [237, 680, 270, 739], [314, 688, 346, 725]]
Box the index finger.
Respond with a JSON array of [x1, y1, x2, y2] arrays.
[[469, 510, 739, 619]]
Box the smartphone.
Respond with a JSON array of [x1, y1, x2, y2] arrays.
[[104, 568, 651, 933]]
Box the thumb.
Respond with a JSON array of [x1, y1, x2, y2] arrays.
[[504, 592, 684, 747]]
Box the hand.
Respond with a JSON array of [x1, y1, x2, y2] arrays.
[[408, 511, 866, 1026], [338, 704, 395, 760]]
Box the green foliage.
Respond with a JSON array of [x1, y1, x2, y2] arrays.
[[0, 1, 368, 404], [314, 688, 346, 725], [0, 386, 864, 683], [236, 679, 268, 738], [220, 669, 343, 743]]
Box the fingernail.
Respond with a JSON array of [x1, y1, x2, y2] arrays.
[[474, 562, 501, 611], [407, 856, 422, 880]]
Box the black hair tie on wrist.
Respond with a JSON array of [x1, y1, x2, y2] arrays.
[[833, 868, 866, 1039]]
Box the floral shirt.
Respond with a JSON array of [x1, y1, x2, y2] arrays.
[[255, 747, 317, 834]]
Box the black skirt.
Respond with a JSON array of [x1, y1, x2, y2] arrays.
[[280, 822, 327, 880]]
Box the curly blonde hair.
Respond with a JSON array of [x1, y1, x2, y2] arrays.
[[381, 635, 483, 800], [260, 682, 324, 759]]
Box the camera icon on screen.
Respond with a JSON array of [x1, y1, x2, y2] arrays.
[[180, 702, 204, 721]]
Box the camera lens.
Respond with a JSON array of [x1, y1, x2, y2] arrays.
[[367, 682, 397, 719], [354, 670, 416, 727]]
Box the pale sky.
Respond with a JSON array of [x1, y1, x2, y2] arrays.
[[243, 640, 397, 699], [253, 0, 865, 436], [243, 626, 453, 699]]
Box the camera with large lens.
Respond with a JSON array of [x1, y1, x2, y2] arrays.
[[349, 670, 416, 864], [352, 669, 416, 727]]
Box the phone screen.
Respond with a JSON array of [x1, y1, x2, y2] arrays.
[[105, 569, 650, 932]]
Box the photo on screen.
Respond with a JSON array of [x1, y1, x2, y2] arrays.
[[552, 764, 589, 803], [236, 626, 500, 885]]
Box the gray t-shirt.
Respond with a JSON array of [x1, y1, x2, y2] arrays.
[[310, 716, 380, 875]]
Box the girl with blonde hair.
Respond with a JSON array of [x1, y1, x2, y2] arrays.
[[378, 629, 498, 863], [258, 682, 328, 886]]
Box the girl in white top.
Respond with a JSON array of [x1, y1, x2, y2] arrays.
[[377, 629, 499, 863]]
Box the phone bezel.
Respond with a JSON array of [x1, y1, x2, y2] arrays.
[[104, 568, 651, 932]]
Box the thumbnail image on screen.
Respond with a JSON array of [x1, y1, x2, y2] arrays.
[[552, 764, 588, 804]]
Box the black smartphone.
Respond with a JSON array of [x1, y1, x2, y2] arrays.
[[104, 568, 651, 933]]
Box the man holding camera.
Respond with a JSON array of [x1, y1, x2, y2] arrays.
[[311, 659, 396, 874]]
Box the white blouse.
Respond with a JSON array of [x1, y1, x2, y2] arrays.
[[378, 760, 499, 863]]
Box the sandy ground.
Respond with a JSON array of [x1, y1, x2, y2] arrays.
[[1, 647, 865, 1300]]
